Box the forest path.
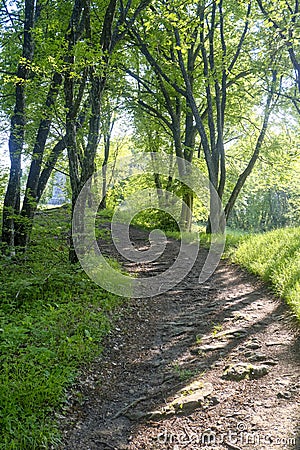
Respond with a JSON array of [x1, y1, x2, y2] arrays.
[[59, 225, 300, 450]]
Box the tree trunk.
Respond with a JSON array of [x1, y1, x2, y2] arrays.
[[224, 71, 277, 221], [15, 72, 63, 248], [1, 0, 36, 253], [180, 189, 194, 232], [99, 114, 115, 209], [65, 0, 118, 263], [180, 105, 197, 231]]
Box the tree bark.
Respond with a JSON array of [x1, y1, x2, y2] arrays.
[[99, 114, 115, 209], [225, 71, 277, 220], [15, 72, 63, 248], [1, 0, 36, 253]]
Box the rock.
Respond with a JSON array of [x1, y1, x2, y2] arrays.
[[212, 361, 224, 368], [277, 391, 292, 400], [249, 365, 269, 379], [145, 409, 173, 420], [213, 328, 248, 339], [245, 342, 261, 350], [171, 382, 214, 413], [209, 396, 220, 405], [266, 341, 285, 347], [198, 341, 228, 352], [171, 328, 193, 337], [222, 363, 269, 381], [146, 381, 214, 417], [263, 360, 278, 366], [247, 353, 268, 362], [179, 380, 205, 393]]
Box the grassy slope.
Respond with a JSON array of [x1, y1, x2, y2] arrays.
[[228, 227, 300, 321], [0, 208, 122, 449]]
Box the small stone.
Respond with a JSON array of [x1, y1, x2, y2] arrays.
[[245, 342, 261, 350], [251, 365, 269, 379], [266, 341, 285, 347], [146, 382, 214, 417], [209, 396, 220, 405], [248, 353, 267, 362], [171, 328, 193, 337], [171, 382, 214, 413], [179, 380, 205, 393], [222, 363, 269, 381], [212, 361, 224, 368], [276, 379, 290, 386], [199, 341, 228, 352], [263, 360, 278, 366], [214, 328, 247, 339], [277, 391, 292, 400]]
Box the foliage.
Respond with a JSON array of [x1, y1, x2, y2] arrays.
[[132, 208, 180, 232], [0, 207, 123, 449], [225, 117, 300, 231]]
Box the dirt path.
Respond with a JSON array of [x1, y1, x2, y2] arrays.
[[59, 226, 300, 450]]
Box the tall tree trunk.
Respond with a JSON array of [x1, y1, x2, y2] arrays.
[[224, 71, 277, 220], [180, 105, 197, 231], [65, 0, 117, 263], [100, 114, 115, 209], [1, 0, 36, 253], [15, 72, 63, 248]]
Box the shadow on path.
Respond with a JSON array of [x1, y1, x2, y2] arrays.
[[60, 225, 300, 450]]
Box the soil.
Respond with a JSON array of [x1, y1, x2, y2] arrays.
[[58, 225, 300, 450]]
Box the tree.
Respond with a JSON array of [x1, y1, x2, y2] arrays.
[[1, 0, 37, 252], [63, 0, 153, 262], [256, 0, 300, 96], [127, 0, 278, 230], [1, 0, 86, 251]]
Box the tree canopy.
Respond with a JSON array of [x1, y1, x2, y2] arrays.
[[0, 0, 299, 256]]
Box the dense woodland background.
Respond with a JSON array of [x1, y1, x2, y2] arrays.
[[0, 1, 300, 449], [0, 0, 300, 248]]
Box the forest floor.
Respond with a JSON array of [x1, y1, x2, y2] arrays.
[[58, 224, 300, 450]]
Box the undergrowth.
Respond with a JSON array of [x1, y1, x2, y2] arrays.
[[0, 207, 122, 449]]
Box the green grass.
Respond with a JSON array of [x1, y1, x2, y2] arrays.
[[0, 207, 123, 449], [230, 227, 300, 321]]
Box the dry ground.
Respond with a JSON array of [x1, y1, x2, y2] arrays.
[[59, 225, 300, 450]]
